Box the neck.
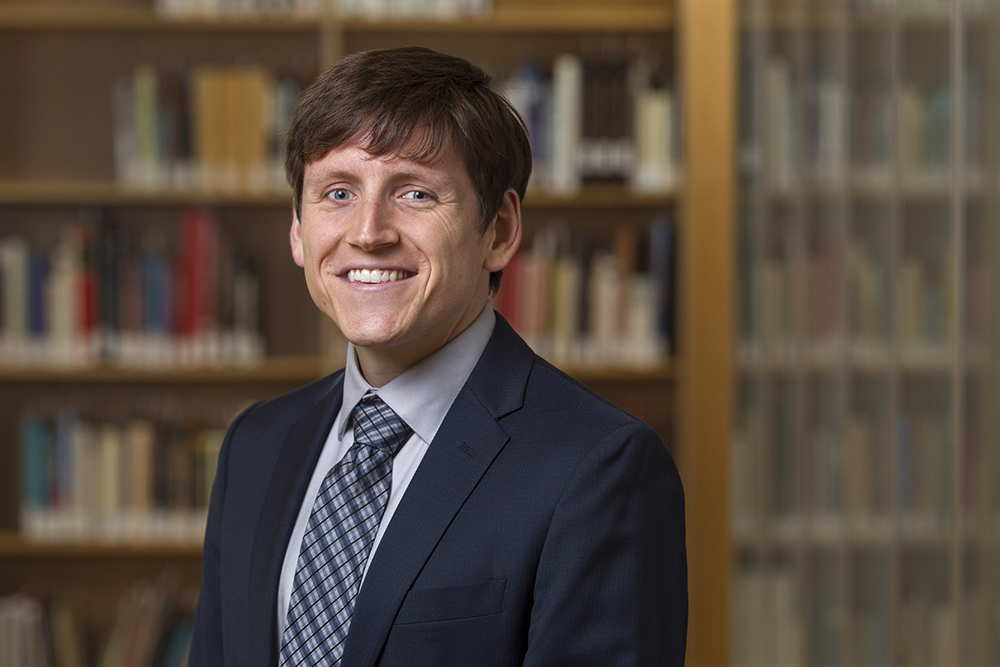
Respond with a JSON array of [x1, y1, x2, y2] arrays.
[[353, 299, 489, 387]]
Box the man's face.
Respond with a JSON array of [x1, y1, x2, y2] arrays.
[[291, 141, 500, 379]]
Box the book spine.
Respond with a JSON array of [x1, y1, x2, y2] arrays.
[[549, 54, 584, 195], [17, 410, 234, 544]]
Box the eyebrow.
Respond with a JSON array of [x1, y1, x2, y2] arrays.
[[304, 164, 452, 192]]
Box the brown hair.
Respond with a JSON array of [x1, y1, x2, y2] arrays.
[[285, 46, 533, 294]]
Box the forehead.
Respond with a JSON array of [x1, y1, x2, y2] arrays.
[[304, 138, 472, 186]]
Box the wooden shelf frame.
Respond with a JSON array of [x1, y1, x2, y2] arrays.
[[0, 356, 676, 384], [0, 4, 674, 32], [0, 531, 202, 557]]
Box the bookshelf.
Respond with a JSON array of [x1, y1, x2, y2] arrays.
[[734, 0, 1000, 665], [0, 0, 740, 665]]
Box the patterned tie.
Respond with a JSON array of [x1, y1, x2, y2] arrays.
[[280, 394, 412, 666]]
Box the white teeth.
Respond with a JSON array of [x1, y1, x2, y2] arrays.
[[348, 269, 407, 284]]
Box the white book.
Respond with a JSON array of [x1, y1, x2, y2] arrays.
[[47, 227, 82, 364], [549, 54, 583, 195], [633, 86, 675, 193], [764, 58, 793, 190], [625, 275, 662, 364], [589, 252, 619, 361]]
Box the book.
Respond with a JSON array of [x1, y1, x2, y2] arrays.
[[633, 84, 677, 193], [48, 597, 87, 667], [499, 55, 676, 196], [19, 409, 232, 544], [549, 54, 584, 195], [492, 221, 671, 367], [0, 594, 53, 667], [0, 209, 264, 368]]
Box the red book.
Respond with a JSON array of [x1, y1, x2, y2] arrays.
[[77, 223, 98, 335], [177, 208, 220, 335]]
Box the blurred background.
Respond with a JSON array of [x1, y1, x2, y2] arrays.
[[0, 0, 996, 665]]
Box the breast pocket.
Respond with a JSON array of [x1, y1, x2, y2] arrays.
[[395, 579, 506, 625]]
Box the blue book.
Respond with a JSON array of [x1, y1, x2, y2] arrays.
[[157, 617, 193, 667], [19, 414, 52, 514], [143, 252, 170, 334], [926, 88, 951, 169]]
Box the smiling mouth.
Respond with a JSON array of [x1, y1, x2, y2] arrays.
[[346, 269, 413, 284]]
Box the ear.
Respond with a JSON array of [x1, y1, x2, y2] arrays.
[[290, 210, 305, 268], [484, 189, 523, 273]]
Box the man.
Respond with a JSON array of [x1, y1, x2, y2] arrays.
[[189, 46, 686, 667]]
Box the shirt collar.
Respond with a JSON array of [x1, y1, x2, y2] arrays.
[[338, 302, 496, 443]]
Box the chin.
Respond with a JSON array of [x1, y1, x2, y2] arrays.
[[337, 320, 406, 349]]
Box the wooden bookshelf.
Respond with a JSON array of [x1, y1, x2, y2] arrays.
[[734, 1, 1000, 665], [0, 1, 736, 665]]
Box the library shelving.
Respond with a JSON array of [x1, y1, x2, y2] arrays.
[[735, 0, 1000, 665], [0, 0, 738, 665]]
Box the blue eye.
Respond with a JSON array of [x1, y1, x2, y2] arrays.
[[329, 189, 352, 201], [402, 190, 430, 200]]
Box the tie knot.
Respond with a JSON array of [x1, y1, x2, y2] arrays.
[[351, 395, 412, 456]]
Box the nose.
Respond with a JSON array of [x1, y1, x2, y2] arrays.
[[346, 198, 399, 252]]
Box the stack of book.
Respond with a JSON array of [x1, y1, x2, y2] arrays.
[[492, 217, 674, 367], [0, 584, 195, 667], [501, 56, 679, 196], [19, 410, 228, 543], [0, 208, 264, 368], [113, 65, 303, 194]]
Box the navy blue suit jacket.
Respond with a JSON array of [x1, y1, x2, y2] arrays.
[[189, 314, 687, 666]]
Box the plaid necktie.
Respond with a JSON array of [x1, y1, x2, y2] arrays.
[[280, 394, 412, 666]]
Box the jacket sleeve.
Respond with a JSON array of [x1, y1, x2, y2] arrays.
[[523, 422, 688, 667], [188, 404, 254, 667]]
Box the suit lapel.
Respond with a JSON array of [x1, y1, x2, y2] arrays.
[[340, 314, 535, 667], [247, 373, 344, 666]]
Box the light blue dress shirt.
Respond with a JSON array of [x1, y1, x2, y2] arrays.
[[276, 302, 497, 641]]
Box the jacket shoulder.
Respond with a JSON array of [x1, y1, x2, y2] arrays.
[[520, 356, 661, 444]]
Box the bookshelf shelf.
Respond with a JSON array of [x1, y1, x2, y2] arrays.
[[735, 351, 958, 375], [559, 361, 676, 382], [0, 532, 202, 558], [0, 356, 328, 383], [0, 180, 293, 207], [342, 6, 674, 32], [741, 6, 994, 31], [0, 5, 674, 33], [732, 525, 958, 552], [0, 356, 675, 383], [742, 180, 997, 205], [0, 5, 321, 31]]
